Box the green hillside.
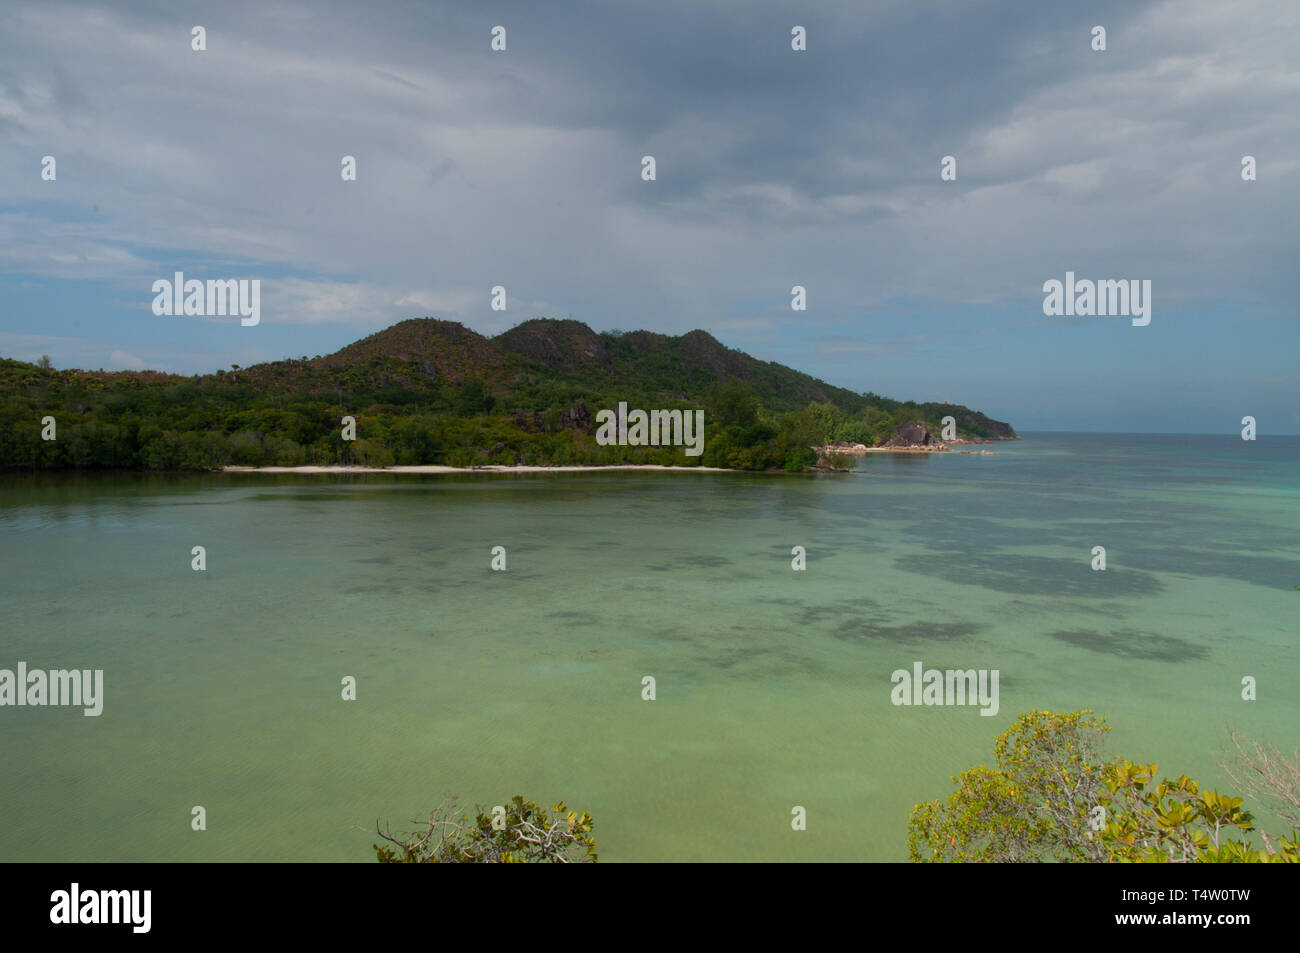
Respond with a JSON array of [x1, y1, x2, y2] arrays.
[[0, 317, 1015, 471]]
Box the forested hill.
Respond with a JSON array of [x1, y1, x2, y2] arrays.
[[0, 317, 1015, 471]]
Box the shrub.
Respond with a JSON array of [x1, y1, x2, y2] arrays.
[[373, 795, 596, 863], [908, 710, 1300, 863]]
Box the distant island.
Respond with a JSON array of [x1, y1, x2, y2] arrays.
[[0, 318, 1015, 472]]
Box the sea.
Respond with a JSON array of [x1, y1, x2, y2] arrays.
[[1, 432, 1297, 861]]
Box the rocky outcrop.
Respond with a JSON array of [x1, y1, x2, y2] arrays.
[[496, 319, 614, 374], [508, 402, 593, 434], [557, 402, 591, 431], [878, 420, 940, 448]]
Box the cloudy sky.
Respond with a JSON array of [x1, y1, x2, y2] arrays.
[[1, 0, 1296, 432]]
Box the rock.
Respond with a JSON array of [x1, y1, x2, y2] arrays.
[[878, 420, 936, 448], [508, 410, 544, 432], [559, 402, 591, 431], [507, 402, 592, 434]]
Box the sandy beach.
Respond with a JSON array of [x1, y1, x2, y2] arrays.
[[222, 464, 737, 474], [222, 452, 995, 475]]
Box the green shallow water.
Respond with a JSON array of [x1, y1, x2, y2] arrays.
[[1, 433, 1297, 861]]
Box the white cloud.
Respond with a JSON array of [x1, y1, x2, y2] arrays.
[[262, 278, 480, 327], [108, 348, 144, 369]]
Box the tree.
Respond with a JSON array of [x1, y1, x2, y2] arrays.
[[774, 406, 823, 471], [707, 378, 759, 430], [909, 709, 1112, 862], [373, 795, 596, 863], [805, 401, 842, 441], [1097, 759, 1298, 863], [908, 710, 1300, 863], [454, 377, 495, 416], [37, 355, 52, 370], [855, 405, 893, 444]]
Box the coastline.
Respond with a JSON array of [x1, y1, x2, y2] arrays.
[[816, 443, 1001, 456], [222, 464, 738, 474], [220, 449, 998, 475]]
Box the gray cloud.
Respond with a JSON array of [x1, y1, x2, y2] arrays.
[[0, 0, 1296, 421]]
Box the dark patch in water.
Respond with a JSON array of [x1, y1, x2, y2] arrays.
[[694, 643, 823, 677], [895, 552, 1163, 598], [645, 554, 732, 572], [1007, 599, 1129, 619], [546, 611, 600, 626], [754, 595, 883, 629], [1124, 545, 1300, 590], [246, 492, 356, 502], [833, 620, 984, 644], [1058, 601, 1129, 618], [908, 516, 1050, 552], [769, 542, 842, 559], [1049, 628, 1208, 661]]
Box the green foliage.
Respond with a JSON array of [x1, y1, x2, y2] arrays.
[[0, 318, 1012, 472], [909, 709, 1112, 862], [707, 378, 760, 430], [454, 377, 495, 416], [374, 795, 597, 863], [908, 709, 1300, 864], [1099, 760, 1300, 863]]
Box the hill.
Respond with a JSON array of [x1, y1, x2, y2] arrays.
[[0, 317, 1014, 471]]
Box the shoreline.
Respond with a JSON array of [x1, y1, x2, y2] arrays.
[[816, 444, 1001, 456], [222, 464, 739, 474], [221, 448, 998, 476]]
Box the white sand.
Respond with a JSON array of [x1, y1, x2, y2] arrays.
[[222, 464, 736, 474]]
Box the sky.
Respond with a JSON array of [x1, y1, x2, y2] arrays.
[[1, 0, 1296, 433]]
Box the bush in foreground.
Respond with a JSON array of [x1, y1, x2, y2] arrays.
[[908, 709, 1300, 863], [374, 795, 596, 863]]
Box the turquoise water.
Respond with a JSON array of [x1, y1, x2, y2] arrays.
[[1, 433, 1297, 861]]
